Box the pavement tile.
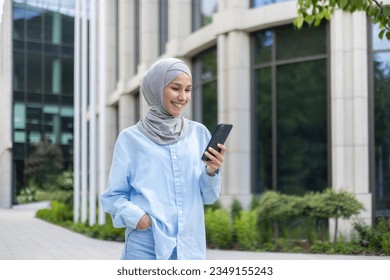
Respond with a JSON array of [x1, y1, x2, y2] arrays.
[[0, 202, 389, 260]]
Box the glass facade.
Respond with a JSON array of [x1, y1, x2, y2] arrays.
[[192, 0, 217, 32], [134, 0, 140, 73], [192, 48, 218, 132], [252, 24, 329, 195], [251, 0, 293, 8], [12, 0, 74, 202], [159, 0, 168, 55], [372, 23, 390, 217]]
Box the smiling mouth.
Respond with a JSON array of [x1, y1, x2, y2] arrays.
[[172, 102, 185, 109]]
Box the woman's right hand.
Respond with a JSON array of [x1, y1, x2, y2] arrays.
[[136, 214, 152, 230]]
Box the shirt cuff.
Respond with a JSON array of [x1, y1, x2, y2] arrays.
[[113, 201, 146, 229]]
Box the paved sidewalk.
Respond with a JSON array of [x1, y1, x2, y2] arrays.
[[0, 202, 389, 260]]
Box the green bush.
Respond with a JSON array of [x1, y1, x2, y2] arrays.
[[309, 241, 333, 254], [17, 170, 74, 206], [256, 191, 305, 240], [37, 202, 125, 242], [35, 190, 73, 205], [353, 217, 390, 254], [68, 222, 125, 242], [381, 232, 390, 255], [36, 201, 73, 224], [204, 199, 222, 211], [305, 189, 364, 244], [16, 186, 38, 203], [230, 198, 243, 222], [205, 208, 233, 249], [234, 210, 260, 250], [250, 195, 261, 210]]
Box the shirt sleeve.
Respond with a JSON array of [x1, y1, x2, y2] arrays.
[[200, 167, 221, 204], [198, 125, 222, 204], [100, 132, 146, 229]]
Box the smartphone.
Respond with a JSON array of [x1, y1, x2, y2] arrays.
[[201, 123, 233, 161]]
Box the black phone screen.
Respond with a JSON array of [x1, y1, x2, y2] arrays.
[[201, 123, 233, 161]]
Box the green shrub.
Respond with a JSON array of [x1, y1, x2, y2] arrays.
[[353, 218, 390, 254], [309, 241, 333, 254], [291, 246, 306, 253], [260, 242, 277, 252], [96, 222, 125, 242], [305, 189, 364, 244], [381, 232, 390, 255], [204, 199, 222, 211], [250, 195, 261, 210], [256, 191, 305, 240], [234, 210, 260, 250], [16, 186, 38, 203], [205, 208, 233, 249], [67, 221, 124, 241], [230, 198, 243, 222], [37, 203, 125, 242], [36, 201, 73, 224], [332, 242, 365, 255]]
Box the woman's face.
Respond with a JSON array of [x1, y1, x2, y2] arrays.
[[163, 73, 192, 116]]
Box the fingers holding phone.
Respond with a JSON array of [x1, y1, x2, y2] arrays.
[[204, 143, 226, 175]]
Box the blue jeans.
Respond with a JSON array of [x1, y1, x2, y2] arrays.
[[121, 227, 177, 260]]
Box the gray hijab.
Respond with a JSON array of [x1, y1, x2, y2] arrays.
[[137, 58, 192, 145]]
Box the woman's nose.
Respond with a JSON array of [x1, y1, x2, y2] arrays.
[[178, 91, 186, 100]]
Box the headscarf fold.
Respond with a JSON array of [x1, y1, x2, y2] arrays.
[[137, 58, 192, 145]]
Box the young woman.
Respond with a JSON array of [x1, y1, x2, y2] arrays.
[[100, 57, 226, 260]]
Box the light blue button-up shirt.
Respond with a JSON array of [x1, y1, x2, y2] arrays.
[[100, 120, 221, 260]]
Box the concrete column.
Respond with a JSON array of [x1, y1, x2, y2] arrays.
[[140, 0, 159, 65], [139, 0, 159, 116], [118, 94, 134, 131], [88, 0, 98, 226], [217, 30, 252, 209], [166, 0, 191, 56], [105, 0, 118, 93], [80, 0, 88, 223], [0, 0, 12, 208], [97, 0, 107, 225], [330, 10, 371, 235], [117, 0, 136, 130], [118, 0, 135, 81]]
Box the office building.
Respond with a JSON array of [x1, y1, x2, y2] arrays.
[[0, 0, 74, 207], [2, 0, 389, 238]]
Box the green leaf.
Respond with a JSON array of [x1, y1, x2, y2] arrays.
[[294, 16, 304, 29], [355, 0, 363, 9], [378, 29, 386, 40], [339, 0, 349, 9], [314, 15, 323, 26], [383, 6, 390, 17], [368, 6, 377, 16], [386, 31, 390, 41], [305, 14, 315, 25], [324, 8, 332, 20]]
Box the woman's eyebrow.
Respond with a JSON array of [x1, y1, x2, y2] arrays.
[[170, 82, 192, 87]]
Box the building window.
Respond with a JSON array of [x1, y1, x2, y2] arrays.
[[192, 0, 217, 32], [159, 0, 168, 55], [12, 0, 75, 203], [250, 0, 293, 8], [252, 24, 329, 195], [192, 48, 218, 132], [134, 92, 140, 122], [372, 23, 390, 217]]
